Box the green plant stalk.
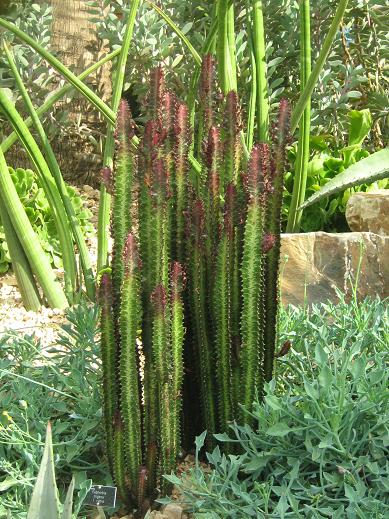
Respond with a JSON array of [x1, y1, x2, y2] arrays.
[[0, 145, 67, 309], [286, 0, 311, 233], [0, 17, 115, 124], [111, 101, 134, 308], [250, 0, 269, 142], [240, 196, 264, 419], [291, 0, 350, 132], [1, 48, 121, 154], [119, 235, 142, 499], [0, 191, 41, 311], [4, 42, 95, 299], [246, 13, 257, 151], [174, 102, 190, 264], [170, 262, 185, 461], [214, 234, 233, 430], [97, 0, 140, 272], [217, 0, 237, 93], [263, 101, 290, 382], [0, 89, 77, 302], [190, 201, 217, 436], [226, 1, 237, 92], [99, 271, 118, 474]]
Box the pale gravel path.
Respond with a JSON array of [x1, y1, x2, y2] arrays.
[[0, 185, 100, 347]]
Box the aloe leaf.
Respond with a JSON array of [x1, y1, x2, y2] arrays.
[[0, 17, 115, 124], [0, 144, 67, 309], [4, 42, 95, 300], [0, 88, 77, 302], [148, 2, 201, 65], [0, 191, 41, 311], [60, 477, 75, 519], [299, 148, 389, 209], [1, 48, 120, 154], [27, 423, 60, 519], [291, 0, 350, 133]]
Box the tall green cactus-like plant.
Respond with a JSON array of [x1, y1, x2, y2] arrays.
[[100, 64, 290, 514]]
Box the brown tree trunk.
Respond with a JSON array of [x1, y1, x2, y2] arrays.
[[49, 0, 111, 186]]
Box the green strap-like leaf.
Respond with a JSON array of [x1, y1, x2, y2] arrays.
[[299, 148, 389, 209], [0, 17, 115, 124]]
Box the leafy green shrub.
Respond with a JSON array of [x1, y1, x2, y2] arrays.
[[283, 109, 388, 232], [165, 297, 389, 518], [0, 167, 93, 274], [0, 302, 109, 519]]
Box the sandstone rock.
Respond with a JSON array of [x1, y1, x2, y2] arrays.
[[346, 190, 389, 235], [280, 232, 389, 307], [162, 503, 186, 519]]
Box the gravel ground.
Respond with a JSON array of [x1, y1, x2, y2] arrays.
[[0, 185, 100, 346]]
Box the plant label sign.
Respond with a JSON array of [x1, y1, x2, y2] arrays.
[[84, 485, 117, 507]]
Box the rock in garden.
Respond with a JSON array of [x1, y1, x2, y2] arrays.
[[346, 190, 389, 235], [280, 231, 389, 307]]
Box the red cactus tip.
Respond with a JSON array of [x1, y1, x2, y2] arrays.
[[101, 166, 113, 194], [171, 261, 186, 295], [262, 233, 276, 254], [151, 284, 168, 313], [123, 233, 141, 272]]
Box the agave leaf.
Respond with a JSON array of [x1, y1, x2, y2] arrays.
[[27, 423, 60, 519], [299, 148, 389, 209], [60, 477, 75, 519]]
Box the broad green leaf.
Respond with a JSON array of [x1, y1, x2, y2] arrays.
[[348, 109, 372, 147], [265, 394, 283, 411], [27, 423, 60, 519], [299, 149, 389, 209], [266, 422, 291, 437]]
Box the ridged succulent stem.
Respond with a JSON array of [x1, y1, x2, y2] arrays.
[[119, 235, 142, 497], [97, 0, 140, 272], [263, 101, 290, 381], [99, 272, 118, 474]]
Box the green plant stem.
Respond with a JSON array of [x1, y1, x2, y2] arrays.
[[97, 0, 140, 272], [0, 17, 115, 125], [217, 0, 237, 93], [0, 89, 77, 303], [250, 0, 269, 142], [0, 146, 67, 309], [286, 0, 311, 232], [291, 0, 350, 132], [4, 42, 95, 300], [246, 12, 257, 151], [1, 49, 121, 154], [0, 191, 41, 311]]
